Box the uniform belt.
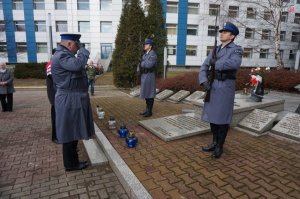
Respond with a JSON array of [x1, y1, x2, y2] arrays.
[[57, 88, 86, 93], [141, 67, 154, 74], [214, 70, 236, 81]]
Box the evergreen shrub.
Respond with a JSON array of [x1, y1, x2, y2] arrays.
[[14, 63, 47, 79]]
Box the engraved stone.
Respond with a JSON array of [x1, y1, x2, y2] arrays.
[[139, 113, 210, 141], [129, 88, 140, 97], [271, 112, 300, 142], [168, 90, 190, 103], [155, 89, 174, 101], [184, 91, 205, 103], [238, 109, 278, 134]]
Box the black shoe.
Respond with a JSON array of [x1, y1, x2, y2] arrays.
[[139, 111, 147, 115], [65, 161, 89, 171], [202, 143, 216, 152], [143, 112, 152, 117], [211, 147, 223, 159]]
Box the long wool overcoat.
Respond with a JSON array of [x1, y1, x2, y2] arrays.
[[199, 42, 243, 124], [51, 45, 95, 144]]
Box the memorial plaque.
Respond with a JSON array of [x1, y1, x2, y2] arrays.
[[238, 109, 278, 134], [168, 90, 190, 103], [129, 88, 140, 97], [271, 112, 300, 142], [155, 89, 174, 101], [184, 91, 205, 103], [139, 113, 210, 141]]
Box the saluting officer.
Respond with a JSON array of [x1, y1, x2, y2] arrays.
[[199, 22, 243, 158], [139, 38, 157, 117], [51, 34, 95, 171]]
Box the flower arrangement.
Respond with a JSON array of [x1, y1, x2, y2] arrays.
[[249, 66, 270, 86]]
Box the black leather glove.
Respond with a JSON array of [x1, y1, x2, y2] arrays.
[[77, 42, 85, 49], [202, 81, 211, 91], [209, 58, 216, 67]]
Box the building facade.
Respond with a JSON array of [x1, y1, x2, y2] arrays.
[[1, 0, 300, 68]]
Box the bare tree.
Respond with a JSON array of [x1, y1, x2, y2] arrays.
[[218, 0, 294, 69]]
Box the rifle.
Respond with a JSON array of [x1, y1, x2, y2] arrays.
[[203, 15, 218, 103], [136, 33, 144, 85]]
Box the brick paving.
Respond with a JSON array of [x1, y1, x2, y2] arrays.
[[0, 90, 128, 199], [91, 94, 300, 199]]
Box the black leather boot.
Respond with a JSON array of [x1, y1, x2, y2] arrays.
[[211, 124, 228, 159], [211, 146, 223, 158], [202, 131, 216, 152], [140, 100, 148, 115], [144, 98, 153, 117]]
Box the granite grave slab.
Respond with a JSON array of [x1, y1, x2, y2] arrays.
[[139, 113, 210, 141], [155, 89, 174, 101], [184, 91, 205, 103], [271, 112, 300, 142], [130, 88, 160, 97], [168, 90, 190, 103], [238, 109, 278, 134]]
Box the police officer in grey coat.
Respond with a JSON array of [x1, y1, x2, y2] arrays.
[[51, 34, 95, 171], [139, 38, 157, 117], [199, 22, 243, 158]]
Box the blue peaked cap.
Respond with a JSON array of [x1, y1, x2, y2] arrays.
[[144, 38, 154, 46], [60, 34, 81, 41], [219, 22, 239, 36]]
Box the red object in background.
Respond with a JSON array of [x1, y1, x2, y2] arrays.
[[250, 76, 258, 86], [289, 6, 295, 13]]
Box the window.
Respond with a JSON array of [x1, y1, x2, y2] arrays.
[[188, 3, 199, 15], [247, 8, 256, 19], [13, 0, 23, 10], [101, 43, 112, 59], [243, 48, 253, 58], [208, 25, 219, 36], [100, 0, 112, 11], [166, 24, 177, 35], [280, 31, 286, 41], [281, 12, 288, 22], [0, 0, 2, 10], [294, 13, 300, 24], [167, 2, 178, 13], [100, 21, 112, 33], [209, 4, 220, 16], [262, 29, 271, 40], [33, 0, 45, 10], [187, 25, 198, 36], [77, 0, 89, 10], [34, 21, 46, 32], [55, 0, 66, 10], [78, 21, 90, 32], [0, 21, 5, 32], [56, 21, 68, 32], [289, 50, 295, 60], [292, 32, 300, 42], [228, 6, 239, 18], [259, 49, 269, 59], [16, 42, 27, 53], [36, 43, 47, 53], [167, 45, 176, 55], [0, 42, 7, 52], [15, 21, 25, 31], [245, 28, 254, 39], [186, 45, 197, 56], [279, 50, 284, 59], [264, 10, 271, 20], [206, 46, 214, 56], [144, 0, 150, 12]]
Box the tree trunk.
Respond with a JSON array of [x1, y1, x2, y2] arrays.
[[274, 22, 284, 69]]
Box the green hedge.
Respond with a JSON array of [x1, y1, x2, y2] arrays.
[[14, 63, 47, 79]]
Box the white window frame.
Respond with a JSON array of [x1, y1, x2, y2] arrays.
[[294, 13, 300, 24], [34, 21, 46, 32], [100, 21, 112, 33], [208, 25, 218, 37], [243, 48, 253, 58], [281, 12, 288, 22], [166, 24, 177, 35], [167, 45, 176, 55], [16, 42, 27, 53], [292, 32, 300, 42], [186, 45, 197, 56], [15, 21, 25, 31], [259, 49, 269, 59], [36, 43, 48, 53], [228, 6, 239, 18], [77, 0, 89, 10], [167, 2, 178, 14], [0, 21, 5, 32], [78, 21, 90, 32], [247, 7, 256, 19], [13, 0, 23, 10], [209, 4, 220, 16], [56, 21, 68, 32], [33, 0, 45, 10], [188, 3, 199, 15], [101, 43, 112, 59], [280, 31, 286, 41], [245, 28, 254, 39], [100, 0, 112, 11], [187, 25, 198, 36], [55, 0, 66, 10]]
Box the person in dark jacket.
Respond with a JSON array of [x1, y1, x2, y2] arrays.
[[51, 34, 95, 171], [0, 62, 15, 112], [199, 22, 243, 159], [139, 38, 157, 117], [46, 49, 57, 143]]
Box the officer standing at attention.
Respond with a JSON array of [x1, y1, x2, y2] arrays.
[[199, 22, 243, 158], [51, 34, 95, 171], [139, 38, 157, 117]]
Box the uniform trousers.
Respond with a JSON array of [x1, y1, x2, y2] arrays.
[[0, 93, 13, 112], [51, 105, 57, 142], [210, 123, 229, 147], [63, 140, 79, 168]]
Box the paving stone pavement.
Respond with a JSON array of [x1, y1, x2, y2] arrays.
[[91, 91, 300, 199], [0, 90, 129, 199]]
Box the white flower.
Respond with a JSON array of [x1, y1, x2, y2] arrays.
[[266, 67, 270, 70]]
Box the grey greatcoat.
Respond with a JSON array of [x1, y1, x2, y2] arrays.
[[0, 69, 15, 94], [51, 45, 95, 144], [140, 50, 157, 99], [199, 42, 243, 124]]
